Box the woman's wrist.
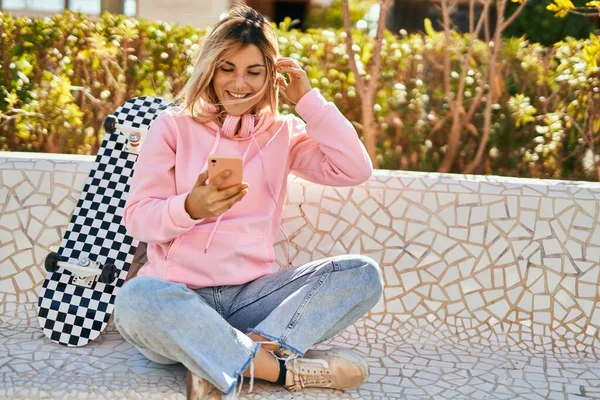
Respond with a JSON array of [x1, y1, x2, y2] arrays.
[[294, 88, 312, 104], [184, 193, 198, 220]]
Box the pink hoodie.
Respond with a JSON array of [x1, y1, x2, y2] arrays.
[[123, 89, 372, 289]]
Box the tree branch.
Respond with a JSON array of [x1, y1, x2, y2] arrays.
[[456, 0, 490, 107], [341, 0, 367, 97], [104, 56, 124, 74], [469, 0, 475, 33], [502, 0, 529, 31], [366, 0, 394, 98], [101, 58, 121, 87], [441, 0, 454, 109], [71, 85, 105, 106], [0, 110, 45, 129], [464, 0, 506, 173], [567, 9, 600, 17]]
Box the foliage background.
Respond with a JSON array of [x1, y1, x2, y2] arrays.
[[1, 11, 599, 181], [504, 0, 596, 45]]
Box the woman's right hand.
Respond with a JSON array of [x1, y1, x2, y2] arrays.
[[184, 170, 249, 219]]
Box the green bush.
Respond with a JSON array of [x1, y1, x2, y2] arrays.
[[1, 11, 599, 181], [304, 0, 380, 30], [504, 0, 596, 46]]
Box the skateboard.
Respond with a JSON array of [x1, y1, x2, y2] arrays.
[[37, 96, 170, 347]]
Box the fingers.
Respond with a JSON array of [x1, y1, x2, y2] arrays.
[[276, 65, 299, 73], [276, 57, 298, 66], [276, 67, 304, 99], [277, 70, 304, 83], [276, 73, 288, 87], [276, 61, 301, 70], [207, 180, 248, 212], [211, 187, 248, 215], [276, 58, 303, 76], [194, 170, 209, 188], [188, 171, 248, 218], [208, 169, 232, 190], [278, 87, 294, 104], [213, 182, 249, 201]]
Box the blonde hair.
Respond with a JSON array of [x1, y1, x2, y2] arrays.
[[176, 3, 279, 122]]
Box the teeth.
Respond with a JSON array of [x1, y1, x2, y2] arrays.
[[228, 91, 249, 99]]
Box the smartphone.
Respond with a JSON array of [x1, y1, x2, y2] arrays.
[[207, 155, 243, 190]]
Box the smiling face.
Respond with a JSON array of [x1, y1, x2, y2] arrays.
[[177, 4, 280, 122], [212, 44, 268, 116]]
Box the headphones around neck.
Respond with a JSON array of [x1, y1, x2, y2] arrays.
[[220, 113, 256, 138]]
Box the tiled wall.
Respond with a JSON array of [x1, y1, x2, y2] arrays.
[[2, 153, 600, 355]]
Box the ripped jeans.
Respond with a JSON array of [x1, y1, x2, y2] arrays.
[[113, 254, 383, 395]]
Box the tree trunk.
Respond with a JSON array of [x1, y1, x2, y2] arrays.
[[361, 99, 378, 168], [101, 0, 124, 14], [438, 115, 462, 173], [341, 0, 392, 170]]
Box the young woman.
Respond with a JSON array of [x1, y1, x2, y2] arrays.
[[114, 4, 383, 399]]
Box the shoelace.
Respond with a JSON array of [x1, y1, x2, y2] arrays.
[[288, 359, 333, 391], [233, 340, 300, 397], [272, 347, 299, 364], [298, 372, 333, 388]]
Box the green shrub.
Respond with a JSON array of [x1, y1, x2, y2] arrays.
[[304, 0, 380, 30], [1, 11, 599, 181], [504, 0, 596, 46]]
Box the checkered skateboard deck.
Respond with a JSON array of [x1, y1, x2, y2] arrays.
[[37, 96, 170, 347]]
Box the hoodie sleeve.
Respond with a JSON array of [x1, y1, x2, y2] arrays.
[[123, 111, 202, 244], [288, 88, 373, 187]]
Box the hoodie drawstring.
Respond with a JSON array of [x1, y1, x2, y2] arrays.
[[203, 120, 254, 253], [202, 118, 293, 268], [204, 127, 253, 253], [249, 131, 292, 268]]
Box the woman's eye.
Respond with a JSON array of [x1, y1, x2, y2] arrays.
[[221, 68, 234, 72], [248, 71, 261, 76]]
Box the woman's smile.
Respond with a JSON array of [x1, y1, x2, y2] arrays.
[[226, 90, 251, 99]]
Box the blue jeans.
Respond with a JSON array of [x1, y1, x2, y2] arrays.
[[114, 254, 383, 395]]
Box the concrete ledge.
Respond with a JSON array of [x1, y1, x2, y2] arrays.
[[2, 152, 600, 399]]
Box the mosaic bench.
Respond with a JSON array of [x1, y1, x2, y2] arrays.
[[2, 152, 600, 400]]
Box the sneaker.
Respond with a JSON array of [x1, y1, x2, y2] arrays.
[[186, 370, 222, 400], [283, 348, 369, 392]]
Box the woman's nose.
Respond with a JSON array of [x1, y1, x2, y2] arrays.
[[235, 75, 245, 90]]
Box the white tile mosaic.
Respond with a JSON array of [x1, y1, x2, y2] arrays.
[[3, 153, 600, 399]]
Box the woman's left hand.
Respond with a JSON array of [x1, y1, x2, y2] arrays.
[[276, 57, 312, 105]]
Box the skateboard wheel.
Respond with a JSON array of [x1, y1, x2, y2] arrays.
[[100, 264, 117, 284], [45, 252, 60, 273], [104, 116, 117, 133]]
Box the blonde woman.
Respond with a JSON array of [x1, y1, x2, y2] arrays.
[[114, 3, 383, 399]]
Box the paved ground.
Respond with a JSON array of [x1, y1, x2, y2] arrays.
[[2, 304, 600, 399]]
